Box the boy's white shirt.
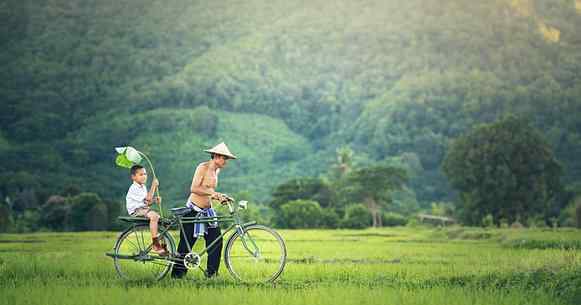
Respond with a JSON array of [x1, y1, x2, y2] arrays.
[[126, 182, 148, 215]]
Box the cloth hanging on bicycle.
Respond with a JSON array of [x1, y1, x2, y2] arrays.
[[186, 201, 218, 237]]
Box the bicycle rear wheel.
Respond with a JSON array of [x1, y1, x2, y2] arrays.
[[224, 224, 286, 283], [113, 224, 175, 281]]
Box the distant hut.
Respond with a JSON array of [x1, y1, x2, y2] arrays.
[[417, 214, 456, 226]]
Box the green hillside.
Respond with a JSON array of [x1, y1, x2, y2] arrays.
[[69, 107, 319, 204], [1, 0, 581, 221]]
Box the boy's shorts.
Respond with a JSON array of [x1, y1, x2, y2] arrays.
[[131, 207, 153, 217]]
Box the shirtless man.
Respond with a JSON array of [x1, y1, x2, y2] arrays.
[[171, 142, 237, 279]]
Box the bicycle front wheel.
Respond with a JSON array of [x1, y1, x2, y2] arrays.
[[113, 224, 176, 281], [224, 224, 286, 283]]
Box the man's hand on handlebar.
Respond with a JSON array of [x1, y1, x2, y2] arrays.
[[212, 192, 233, 204], [222, 194, 234, 204], [211, 192, 222, 201]]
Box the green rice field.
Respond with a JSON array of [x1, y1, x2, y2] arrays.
[[1, 227, 580, 305]]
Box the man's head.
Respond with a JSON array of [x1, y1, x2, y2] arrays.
[[210, 153, 230, 169], [130, 165, 147, 185], [204, 142, 236, 169]]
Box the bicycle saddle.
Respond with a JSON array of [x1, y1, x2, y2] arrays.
[[170, 207, 193, 216]]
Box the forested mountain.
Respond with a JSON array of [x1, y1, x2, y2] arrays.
[[1, 0, 580, 217]]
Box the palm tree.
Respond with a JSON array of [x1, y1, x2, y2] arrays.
[[346, 165, 408, 227]]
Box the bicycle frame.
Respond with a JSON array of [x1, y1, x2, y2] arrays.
[[127, 201, 259, 272], [173, 215, 256, 259]]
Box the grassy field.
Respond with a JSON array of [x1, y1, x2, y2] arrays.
[[0, 226, 580, 305]]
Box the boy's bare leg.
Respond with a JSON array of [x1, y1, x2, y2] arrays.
[[147, 211, 167, 255], [146, 211, 160, 238]]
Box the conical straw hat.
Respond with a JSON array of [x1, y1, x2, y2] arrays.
[[204, 142, 237, 159]]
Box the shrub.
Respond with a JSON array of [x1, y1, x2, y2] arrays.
[[499, 218, 509, 228], [558, 201, 577, 227], [0, 204, 11, 232], [340, 204, 371, 229], [526, 215, 547, 228], [320, 208, 340, 229], [11, 210, 41, 233], [406, 217, 419, 227], [430, 202, 454, 217], [576, 201, 581, 229], [70, 192, 104, 231], [87, 202, 108, 231], [279, 200, 323, 229], [481, 214, 495, 228], [41, 196, 72, 231], [382, 212, 407, 227]]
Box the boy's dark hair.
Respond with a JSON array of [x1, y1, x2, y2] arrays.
[[130, 164, 145, 176]]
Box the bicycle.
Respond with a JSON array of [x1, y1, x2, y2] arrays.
[[105, 198, 287, 283]]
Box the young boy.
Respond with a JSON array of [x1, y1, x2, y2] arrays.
[[126, 164, 167, 256]]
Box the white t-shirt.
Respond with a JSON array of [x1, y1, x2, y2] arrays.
[[126, 182, 148, 215]]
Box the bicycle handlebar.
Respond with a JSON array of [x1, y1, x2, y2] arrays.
[[220, 195, 248, 214], [220, 195, 236, 214]]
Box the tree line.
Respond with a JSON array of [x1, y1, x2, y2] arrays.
[[1, 0, 581, 231]]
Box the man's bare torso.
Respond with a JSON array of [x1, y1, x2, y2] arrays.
[[189, 161, 219, 208]]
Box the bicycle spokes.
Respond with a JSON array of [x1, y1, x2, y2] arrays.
[[240, 232, 261, 258], [225, 225, 286, 282], [113, 224, 175, 281]]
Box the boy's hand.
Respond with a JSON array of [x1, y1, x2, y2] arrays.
[[152, 178, 160, 188], [156, 196, 162, 205]]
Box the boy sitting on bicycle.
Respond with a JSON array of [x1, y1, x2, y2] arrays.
[[126, 164, 167, 256]]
